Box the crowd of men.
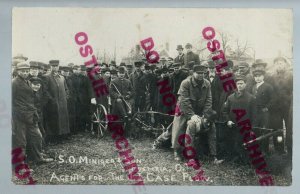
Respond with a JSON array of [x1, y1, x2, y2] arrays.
[[12, 43, 292, 169]]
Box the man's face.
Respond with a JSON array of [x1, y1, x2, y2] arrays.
[[239, 66, 248, 75], [254, 74, 264, 83], [193, 71, 204, 81], [51, 66, 59, 72], [17, 69, 30, 79], [30, 83, 41, 92], [236, 80, 246, 92], [161, 72, 169, 78], [73, 68, 80, 75], [127, 67, 133, 73], [275, 60, 286, 73], [186, 47, 192, 53], [80, 70, 86, 76], [61, 70, 69, 77], [145, 69, 152, 74], [118, 72, 125, 78], [174, 68, 179, 74], [111, 74, 117, 80], [30, 68, 39, 77], [104, 71, 111, 77], [135, 66, 142, 73], [177, 49, 183, 55]]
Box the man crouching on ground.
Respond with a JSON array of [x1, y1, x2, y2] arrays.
[[171, 64, 222, 163]]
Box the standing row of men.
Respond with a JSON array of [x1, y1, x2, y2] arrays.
[[12, 42, 292, 167]]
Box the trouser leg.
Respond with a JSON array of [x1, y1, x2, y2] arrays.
[[207, 123, 217, 156], [12, 119, 27, 170], [26, 123, 43, 162]]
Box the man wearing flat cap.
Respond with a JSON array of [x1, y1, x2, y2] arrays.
[[174, 45, 185, 67], [125, 64, 133, 79], [43, 60, 70, 142], [110, 66, 134, 122], [172, 64, 218, 162], [12, 62, 52, 163], [130, 61, 147, 112], [184, 43, 200, 69], [223, 75, 256, 161], [237, 62, 255, 92]]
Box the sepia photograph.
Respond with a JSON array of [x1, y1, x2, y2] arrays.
[[11, 8, 293, 186]]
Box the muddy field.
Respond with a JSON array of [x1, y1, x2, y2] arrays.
[[12, 132, 292, 186]]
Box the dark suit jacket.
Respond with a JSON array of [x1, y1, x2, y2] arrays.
[[252, 82, 273, 110], [184, 51, 200, 68]]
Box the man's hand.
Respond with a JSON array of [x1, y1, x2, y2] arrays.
[[227, 121, 235, 128], [191, 115, 201, 124], [125, 95, 130, 100]]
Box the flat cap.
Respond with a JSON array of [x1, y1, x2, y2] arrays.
[[193, 64, 206, 72], [185, 43, 192, 48], [118, 66, 126, 73], [238, 62, 249, 68], [29, 61, 43, 69], [234, 75, 246, 82], [252, 59, 267, 69], [49, 60, 60, 66], [16, 61, 30, 70], [134, 61, 143, 67], [13, 54, 28, 61], [29, 77, 43, 84]]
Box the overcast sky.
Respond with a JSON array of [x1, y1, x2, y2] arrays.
[[12, 8, 293, 65]]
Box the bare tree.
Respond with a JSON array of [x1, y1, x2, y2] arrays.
[[219, 32, 231, 56]]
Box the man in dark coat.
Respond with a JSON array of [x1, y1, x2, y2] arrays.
[[251, 69, 274, 154], [238, 62, 255, 93], [269, 57, 292, 155], [223, 75, 256, 161], [170, 63, 183, 96], [183, 43, 200, 69], [174, 45, 185, 67], [130, 61, 147, 112], [43, 60, 70, 142], [61, 66, 77, 134], [12, 62, 52, 163], [144, 64, 157, 111], [171, 64, 215, 161], [110, 66, 134, 120], [28, 61, 52, 141], [251, 59, 274, 84], [125, 64, 133, 79]]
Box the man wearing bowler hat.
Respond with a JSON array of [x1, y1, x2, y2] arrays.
[[251, 59, 273, 83], [252, 69, 274, 154], [184, 43, 200, 69], [174, 45, 185, 67], [172, 64, 217, 162], [43, 60, 70, 143]]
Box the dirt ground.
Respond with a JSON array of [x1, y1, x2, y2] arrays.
[[12, 132, 292, 186]]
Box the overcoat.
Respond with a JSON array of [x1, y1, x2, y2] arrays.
[[171, 76, 212, 150], [43, 72, 70, 135]]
